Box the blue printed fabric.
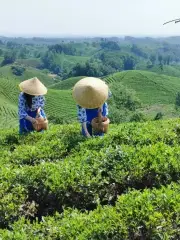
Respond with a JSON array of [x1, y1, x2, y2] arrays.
[[77, 102, 108, 123], [77, 89, 111, 123], [18, 92, 45, 119]]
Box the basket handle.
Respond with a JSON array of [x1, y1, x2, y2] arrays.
[[98, 108, 105, 132]]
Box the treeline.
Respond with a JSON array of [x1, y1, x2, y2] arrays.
[[1, 38, 180, 78]]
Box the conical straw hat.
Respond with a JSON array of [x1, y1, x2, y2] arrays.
[[72, 77, 108, 108], [19, 77, 47, 96]]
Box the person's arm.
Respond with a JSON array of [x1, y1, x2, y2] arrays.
[[33, 95, 45, 116], [82, 122, 91, 138], [77, 105, 91, 138], [102, 102, 108, 117]]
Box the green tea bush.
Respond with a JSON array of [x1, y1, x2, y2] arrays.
[[0, 183, 179, 239], [0, 119, 180, 237]]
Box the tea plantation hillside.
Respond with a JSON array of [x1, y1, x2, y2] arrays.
[[137, 64, 180, 78], [105, 70, 180, 105], [49, 70, 180, 105], [1, 69, 180, 129], [0, 65, 55, 86], [0, 119, 180, 239], [50, 76, 85, 90]]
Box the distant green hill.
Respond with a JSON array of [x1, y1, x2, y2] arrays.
[[137, 64, 180, 78], [52, 70, 180, 105], [0, 65, 54, 86], [0, 77, 19, 128], [105, 70, 180, 105], [50, 76, 85, 90]]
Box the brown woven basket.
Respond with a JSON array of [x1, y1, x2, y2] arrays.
[[32, 108, 48, 131], [33, 117, 48, 131], [91, 116, 110, 133]]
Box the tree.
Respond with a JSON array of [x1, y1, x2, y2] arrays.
[[150, 54, 156, 65], [123, 55, 136, 70], [130, 112, 147, 122], [154, 112, 163, 120], [0, 49, 3, 56], [158, 55, 163, 64], [41, 51, 61, 74], [131, 44, 147, 58], [19, 47, 28, 59], [48, 43, 77, 55], [11, 65, 25, 76], [146, 60, 153, 69], [109, 82, 141, 111], [100, 40, 120, 51], [175, 92, 180, 109], [1, 52, 16, 66]]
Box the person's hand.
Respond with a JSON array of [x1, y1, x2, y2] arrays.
[[31, 118, 37, 124], [85, 132, 91, 138], [31, 118, 40, 131]]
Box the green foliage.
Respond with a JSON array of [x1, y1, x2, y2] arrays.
[[41, 50, 61, 74], [1, 52, 16, 66], [154, 111, 164, 120], [50, 76, 84, 90], [48, 43, 77, 55], [0, 119, 180, 238], [105, 70, 180, 105], [108, 81, 141, 123], [175, 92, 180, 109], [100, 40, 120, 50], [109, 82, 141, 111], [11, 65, 25, 76], [130, 112, 147, 122], [1, 183, 180, 239], [69, 59, 114, 77]]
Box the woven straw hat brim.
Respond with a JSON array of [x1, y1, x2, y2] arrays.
[[72, 77, 108, 109], [19, 77, 47, 96]]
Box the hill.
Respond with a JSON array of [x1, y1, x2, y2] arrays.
[[1, 69, 180, 129], [0, 118, 180, 238], [52, 70, 180, 105], [105, 70, 180, 105], [137, 64, 180, 78], [0, 65, 55, 86], [50, 76, 85, 90], [0, 77, 19, 128]]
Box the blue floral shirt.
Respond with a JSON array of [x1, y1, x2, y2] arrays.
[[18, 92, 45, 119], [77, 90, 112, 123], [77, 103, 108, 123]]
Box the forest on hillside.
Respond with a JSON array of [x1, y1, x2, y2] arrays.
[[1, 36, 180, 80]]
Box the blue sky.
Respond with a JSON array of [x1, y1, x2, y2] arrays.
[[1, 0, 180, 37]]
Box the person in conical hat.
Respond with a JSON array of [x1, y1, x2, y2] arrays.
[[72, 77, 112, 137], [18, 77, 48, 134]]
